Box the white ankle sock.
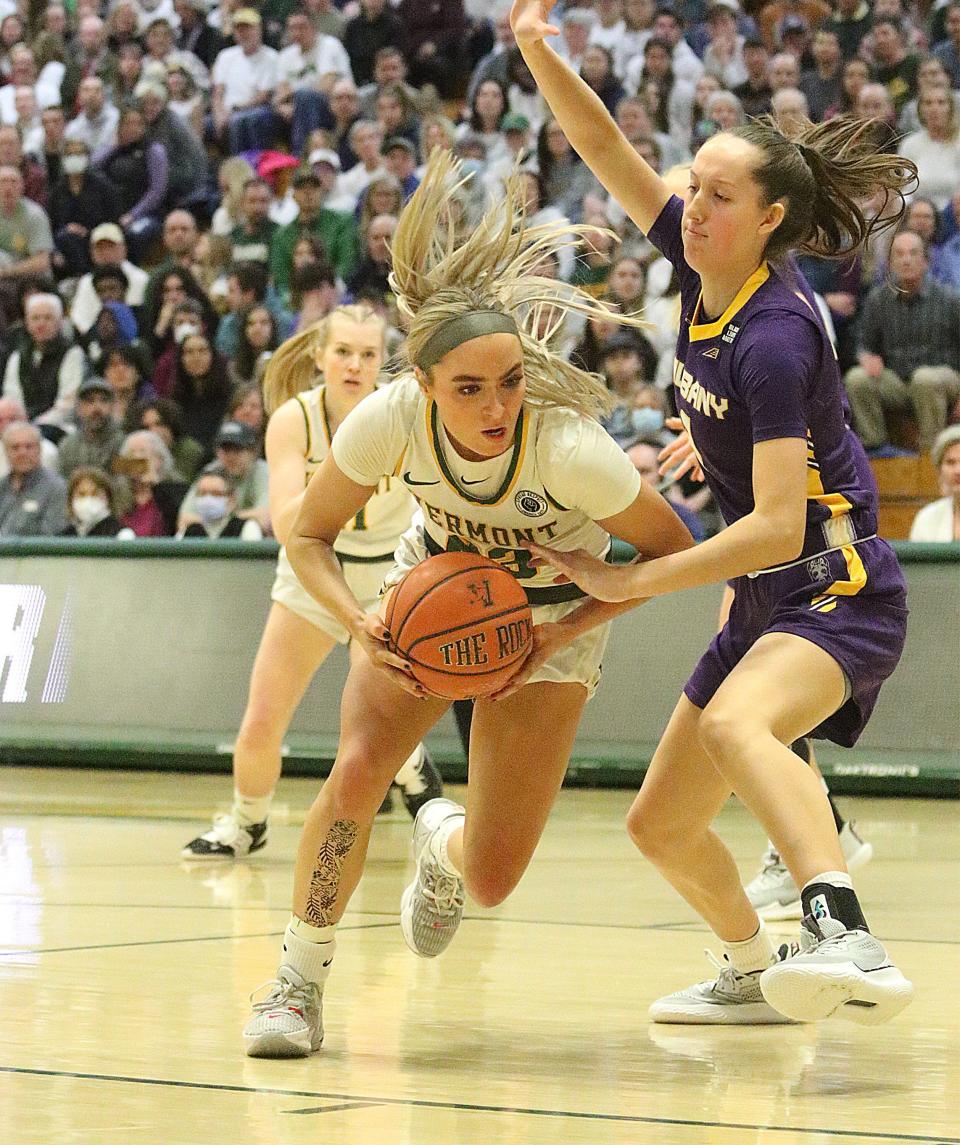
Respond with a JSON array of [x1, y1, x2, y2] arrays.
[[429, 816, 463, 878], [393, 746, 424, 791], [233, 790, 273, 826], [723, 922, 775, 973], [803, 870, 852, 892], [282, 916, 337, 985]]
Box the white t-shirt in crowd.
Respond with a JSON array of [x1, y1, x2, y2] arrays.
[[212, 44, 281, 111], [278, 36, 353, 90], [909, 497, 957, 541]]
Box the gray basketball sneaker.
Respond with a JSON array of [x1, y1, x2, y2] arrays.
[[746, 821, 874, 921], [243, 965, 324, 1058], [649, 950, 802, 1025], [760, 916, 914, 1025], [400, 798, 465, 958]]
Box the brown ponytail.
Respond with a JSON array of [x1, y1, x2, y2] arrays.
[[731, 115, 918, 262]]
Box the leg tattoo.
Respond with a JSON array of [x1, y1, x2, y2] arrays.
[[304, 819, 359, 927]]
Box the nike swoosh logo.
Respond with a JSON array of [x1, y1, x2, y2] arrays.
[[403, 471, 439, 486], [460, 477, 488, 486]]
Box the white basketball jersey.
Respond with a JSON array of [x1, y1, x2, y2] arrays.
[[296, 384, 415, 559], [331, 376, 641, 599]]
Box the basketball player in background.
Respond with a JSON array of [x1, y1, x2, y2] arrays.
[[181, 305, 444, 862], [240, 151, 694, 1058], [512, 0, 914, 1026]]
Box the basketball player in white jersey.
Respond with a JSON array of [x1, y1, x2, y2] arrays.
[[181, 305, 443, 861], [240, 152, 694, 1058]]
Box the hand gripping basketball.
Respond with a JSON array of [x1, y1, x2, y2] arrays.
[[384, 552, 534, 699]]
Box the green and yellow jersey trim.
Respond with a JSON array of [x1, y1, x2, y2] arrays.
[[426, 400, 528, 507]]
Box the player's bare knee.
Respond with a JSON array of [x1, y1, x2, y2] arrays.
[[626, 803, 682, 861], [463, 865, 519, 908], [327, 745, 394, 801], [697, 702, 754, 768]]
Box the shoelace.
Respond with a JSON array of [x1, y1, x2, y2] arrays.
[[422, 872, 464, 916], [703, 950, 754, 997], [753, 848, 788, 883], [248, 976, 316, 1014]]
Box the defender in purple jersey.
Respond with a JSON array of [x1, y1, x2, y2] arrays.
[[513, 0, 918, 1027]]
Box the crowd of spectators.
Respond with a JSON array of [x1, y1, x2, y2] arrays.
[[2, 0, 960, 544]]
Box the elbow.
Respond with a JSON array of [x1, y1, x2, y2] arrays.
[[770, 522, 806, 566], [286, 527, 310, 560]]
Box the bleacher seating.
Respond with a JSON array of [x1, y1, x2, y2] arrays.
[[871, 455, 941, 540]]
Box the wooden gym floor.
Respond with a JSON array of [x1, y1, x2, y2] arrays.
[[0, 768, 957, 1145]]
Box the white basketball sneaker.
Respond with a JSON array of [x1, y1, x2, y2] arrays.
[[745, 821, 874, 921], [649, 949, 802, 1025], [760, 917, 913, 1025], [243, 965, 324, 1058], [400, 798, 465, 958]]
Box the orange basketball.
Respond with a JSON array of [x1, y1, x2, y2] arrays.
[[385, 552, 533, 699]]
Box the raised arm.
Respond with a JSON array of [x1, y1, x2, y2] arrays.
[[510, 0, 671, 235]]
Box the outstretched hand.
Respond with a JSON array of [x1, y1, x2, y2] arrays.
[[526, 543, 643, 603], [510, 0, 561, 47], [658, 417, 704, 483]]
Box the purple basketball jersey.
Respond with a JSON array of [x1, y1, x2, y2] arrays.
[[648, 196, 879, 558]]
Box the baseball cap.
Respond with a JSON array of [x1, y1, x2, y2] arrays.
[[232, 8, 261, 26], [78, 376, 114, 398], [708, 0, 740, 13], [91, 223, 124, 245], [216, 421, 257, 449], [308, 147, 341, 170], [382, 135, 416, 156], [501, 113, 530, 132]]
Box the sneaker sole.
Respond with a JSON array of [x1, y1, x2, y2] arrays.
[[649, 999, 799, 1025], [243, 1028, 320, 1058], [180, 837, 268, 862], [760, 962, 914, 1025]]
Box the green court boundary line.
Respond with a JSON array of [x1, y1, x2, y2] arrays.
[[0, 538, 957, 562], [1, 736, 956, 798]]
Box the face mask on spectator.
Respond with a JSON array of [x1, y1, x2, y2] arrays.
[[631, 407, 664, 436], [63, 154, 89, 175], [174, 323, 201, 343], [72, 495, 109, 525], [196, 494, 230, 523]]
